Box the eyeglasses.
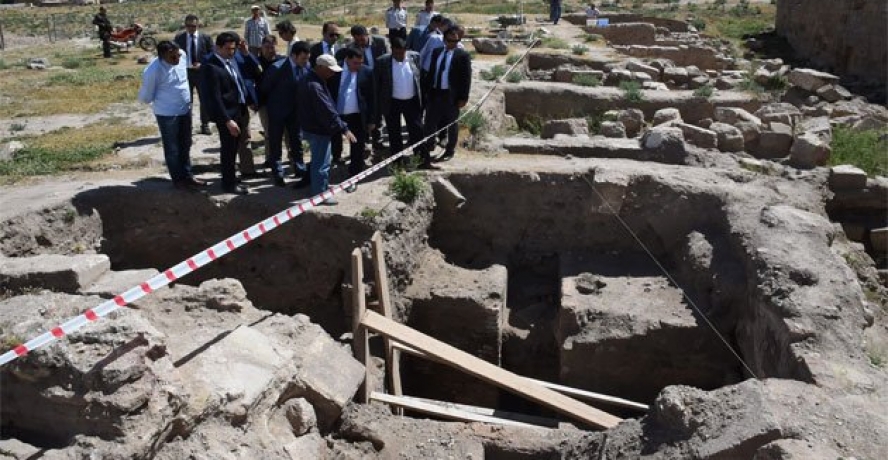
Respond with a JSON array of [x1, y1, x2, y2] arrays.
[[328, 33, 341, 38], [445, 38, 459, 43], [185, 24, 198, 28]]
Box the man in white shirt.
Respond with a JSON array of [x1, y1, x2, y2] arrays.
[[329, 47, 375, 185], [385, 0, 408, 41], [374, 37, 423, 163], [274, 20, 300, 54], [415, 0, 437, 28], [138, 41, 206, 190], [173, 14, 214, 135]]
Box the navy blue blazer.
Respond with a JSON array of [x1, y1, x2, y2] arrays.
[[261, 57, 309, 118], [200, 53, 255, 124], [327, 66, 376, 128]]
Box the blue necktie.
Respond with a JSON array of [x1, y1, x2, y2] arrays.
[[337, 70, 353, 114], [225, 60, 246, 104]]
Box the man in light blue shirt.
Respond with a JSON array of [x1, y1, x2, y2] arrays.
[[138, 40, 207, 190]]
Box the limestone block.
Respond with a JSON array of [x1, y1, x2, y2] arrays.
[[734, 120, 762, 147], [626, 60, 659, 80], [714, 107, 762, 127], [605, 68, 633, 86], [828, 165, 868, 191], [816, 84, 852, 103], [755, 123, 793, 158], [632, 71, 653, 83], [618, 108, 645, 137], [541, 118, 588, 139], [653, 107, 682, 126], [715, 76, 740, 90], [198, 278, 252, 312], [761, 58, 784, 71], [710, 122, 745, 152], [688, 75, 710, 89], [753, 67, 773, 86], [872, 228, 888, 253], [283, 433, 326, 459], [80, 268, 161, 298], [798, 116, 832, 143], [787, 68, 840, 92], [755, 103, 801, 127], [0, 254, 110, 293], [643, 81, 669, 91], [663, 66, 689, 85], [789, 132, 831, 168], [600, 121, 627, 138], [283, 398, 317, 436], [472, 38, 508, 55], [685, 65, 705, 78], [672, 122, 718, 149], [641, 126, 686, 161]]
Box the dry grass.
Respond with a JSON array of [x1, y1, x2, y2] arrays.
[[0, 121, 157, 181]]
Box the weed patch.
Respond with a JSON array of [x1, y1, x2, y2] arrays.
[[830, 127, 888, 177], [389, 168, 426, 204]]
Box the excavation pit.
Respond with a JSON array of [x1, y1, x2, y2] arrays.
[[0, 159, 878, 455]]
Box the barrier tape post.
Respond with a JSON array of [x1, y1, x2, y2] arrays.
[[0, 39, 540, 368]]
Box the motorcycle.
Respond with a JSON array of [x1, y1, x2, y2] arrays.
[[107, 23, 157, 52]]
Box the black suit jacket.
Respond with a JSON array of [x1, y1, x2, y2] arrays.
[[261, 57, 309, 118], [200, 54, 251, 125], [335, 35, 388, 65], [327, 66, 376, 128], [309, 41, 339, 68], [423, 47, 471, 105], [173, 30, 213, 66], [374, 51, 423, 124]]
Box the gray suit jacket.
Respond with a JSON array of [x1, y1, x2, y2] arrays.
[[373, 51, 423, 124]]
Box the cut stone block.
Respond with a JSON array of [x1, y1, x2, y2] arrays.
[[828, 165, 868, 191], [80, 268, 161, 298], [541, 118, 588, 139], [653, 107, 682, 126], [787, 68, 840, 92], [672, 122, 718, 149], [710, 122, 745, 152], [0, 254, 110, 293], [755, 122, 793, 159]]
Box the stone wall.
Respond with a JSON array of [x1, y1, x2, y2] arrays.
[[776, 0, 887, 86]]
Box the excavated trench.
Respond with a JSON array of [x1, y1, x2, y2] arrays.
[[1, 170, 816, 438]]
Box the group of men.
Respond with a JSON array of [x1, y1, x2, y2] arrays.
[[138, 1, 471, 205]]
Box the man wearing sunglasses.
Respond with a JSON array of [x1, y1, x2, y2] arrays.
[[420, 25, 470, 168], [309, 22, 341, 68]]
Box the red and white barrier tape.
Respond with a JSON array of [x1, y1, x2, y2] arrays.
[[0, 41, 539, 367]]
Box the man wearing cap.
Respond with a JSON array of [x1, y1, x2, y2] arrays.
[[138, 41, 207, 191], [297, 54, 357, 205], [309, 22, 341, 68], [261, 40, 311, 187], [174, 14, 214, 135], [201, 31, 255, 195], [244, 5, 270, 56], [274, 19, 300, 54]]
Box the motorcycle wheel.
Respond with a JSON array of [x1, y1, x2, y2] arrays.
[[139, 36, 157, 52]]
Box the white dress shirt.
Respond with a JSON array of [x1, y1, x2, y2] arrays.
[[434, 49, 453, 90], [339, 71, 360, 115], [392, 58, 415, 100]]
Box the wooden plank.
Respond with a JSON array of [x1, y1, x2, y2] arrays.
[[361, 311, 622, 429], [369, 392, 545, 429], [370, 231, 403, 414], [390, 341, 648, 412], [406, 395, 566, 428], [351, 248, 369, 404]]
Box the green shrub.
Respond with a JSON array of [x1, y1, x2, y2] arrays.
[[830, 127, 888, 177], [572, 73, 601, 87], [505, 71, 524, 83], [571, 44, 589, 56], [690, 18, 706, 31], [540, 36, 569, 49], [460, 109, 487, 136], [620, 80, 644, 102], [0, 59, 9, 70], [518, 114, 543, 136], [584, 34, 603, 43], [506, 54, 521, 65], [389, 169, 425, 204], [480, 64, 507, 81], [762, 74, 788, 91], [693, 84, 714, 98]]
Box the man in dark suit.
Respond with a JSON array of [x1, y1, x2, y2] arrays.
[[329, 47, 375, 188], [174, 14, 214, 135], [309, 22, 341, 68], [200, 31, 254, 195], [337, 24, 388, 151], [374, 36, 423, 162], [420, 24, 471, 168], [260, 41, 311, 187]]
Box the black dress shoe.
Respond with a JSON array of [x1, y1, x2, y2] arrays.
[[240, 171, 263, 179], [199, 125, 212, 135], [222, 184, 250, 195], [186, 177, 208, 187], [273, 176, 286, 187], [433, 152, 454, 163], [416, 161, 440, 170], [291, 178, 310, 189]]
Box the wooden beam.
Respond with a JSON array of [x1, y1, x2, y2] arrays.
[[369, 392, 546, 429], [390, 341, 648, 412], [351, 248, 369, 404], [405, 395, 567, 428], [361, 311, 622, 429], [370, 232, 403, 415]]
